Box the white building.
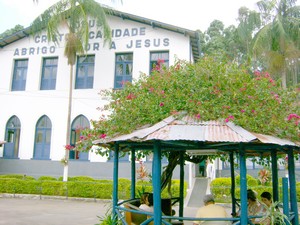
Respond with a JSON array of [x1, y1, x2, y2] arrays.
[[0, 8, 200, 178]]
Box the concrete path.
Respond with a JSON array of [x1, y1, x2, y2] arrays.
[[0, 195, 111, 225], [186, 177, 208, 207], [0, 194, 230, 225]]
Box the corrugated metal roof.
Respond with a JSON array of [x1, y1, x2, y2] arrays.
[[251, 133, 298, 146], [0, 6, 201, 61], [94, 114, 299, 148]]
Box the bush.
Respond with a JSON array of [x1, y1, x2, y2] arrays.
[[0, 178, 40, 194], [58, 176, 96, 182], [40, 181, 66, 196], [135, 179, 187, 199], [235, 174, 258, 186], [211, 177, 232, 202], [0, 174, 35, 180], [38, 176, 57, 181]]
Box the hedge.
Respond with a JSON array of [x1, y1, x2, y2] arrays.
[[211, 174, 300, 203], [0, 175, 185, 200]]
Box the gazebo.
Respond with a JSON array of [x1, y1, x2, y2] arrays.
[[94, 113, 300, 225]]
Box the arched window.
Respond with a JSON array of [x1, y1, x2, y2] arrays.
[[33, 115, 52, 160], [69, 115, 90, 161], [3, 116, 21, 158]]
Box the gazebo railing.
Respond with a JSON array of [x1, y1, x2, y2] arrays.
[[116, 199, 295, 225]]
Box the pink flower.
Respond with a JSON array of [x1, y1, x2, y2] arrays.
[[264, 72, 271, 78], [254, 70, 261, 76], [240, 109, 245, 113], [287, 114, 300, 121], [157, 58, 165, 64], [196, 114, 201, 119], [287, 114, 300, 126], [126, 93, 136, 100], [159, 102, 164, 107], [99, 134, 107, 139], [80, 136, 85, 140], [225, 115, 234, 123], [64, 144, 74, 150]]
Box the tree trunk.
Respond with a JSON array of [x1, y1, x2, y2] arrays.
[[63, 65, 74, 182]]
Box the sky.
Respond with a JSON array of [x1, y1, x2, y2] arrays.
[[0, 0, 260, 34]]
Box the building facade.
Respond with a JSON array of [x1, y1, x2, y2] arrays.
[[0, 8, 200, 179]]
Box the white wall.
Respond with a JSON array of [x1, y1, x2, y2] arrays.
[[0, 14, 193, 162]]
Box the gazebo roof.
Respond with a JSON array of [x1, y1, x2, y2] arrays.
[[94, 114, 300, 156]]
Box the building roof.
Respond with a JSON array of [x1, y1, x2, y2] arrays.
[[0, 7, 201, 61], [94, 113, 300, 156]]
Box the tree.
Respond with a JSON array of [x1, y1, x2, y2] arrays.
[[77, 56, 300, 191], [30, 0, 113, 181], [235, 6, 261, 65], [252, 0, 300, 88], [0, 25, 24, 39], [200, 20, 227, 56]]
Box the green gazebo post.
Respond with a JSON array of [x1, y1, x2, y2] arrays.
[[152, 141, 162, 225]]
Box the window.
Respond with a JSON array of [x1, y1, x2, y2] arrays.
[[33, 116, 52, 160], [114, 53, 133, 89], [41, 57, 58, 90], [3, 116, 21, 158], [69, 115, 90, 160], [75, 55, 95, 89], [149, 51, 169, 73], [12, 59, 28, 91]]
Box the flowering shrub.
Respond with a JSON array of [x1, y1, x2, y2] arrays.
[[136, 160, 149, 181], [258, 168, 271, 185], [76, 56, 300, 156]]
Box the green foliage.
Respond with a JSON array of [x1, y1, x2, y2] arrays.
[[0, 178, 40, 194], [211, 177, 232, 202], [96, 204, 122, 225], [38, 176, 57, 181], [211, 176, 275, 202], [261, 201, 291, 225], [211, 177, 231, 186], [135, 180, 187, 199], [0, 25, 24, 39], [40, 181, 66, 196], [0, 174, 35, 180], [0, 176, 185, 200], [30, 0, 112, 66], [67, 176, 96, 182], [235, 174, 258, 186], [253, 0, 300, 87]]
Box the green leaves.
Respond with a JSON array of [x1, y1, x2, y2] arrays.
[[30, 0, 112, 64]]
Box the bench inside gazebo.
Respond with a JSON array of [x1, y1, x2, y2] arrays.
[[94, 114, 300, 225]]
